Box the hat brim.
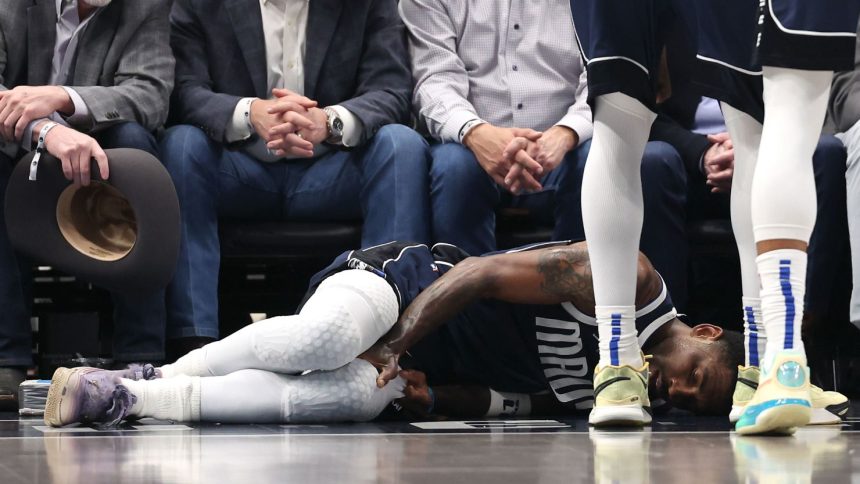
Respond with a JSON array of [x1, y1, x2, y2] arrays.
[[4, 148, 180, 294]]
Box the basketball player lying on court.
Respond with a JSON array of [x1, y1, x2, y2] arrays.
[[43, 241, 848, 427]]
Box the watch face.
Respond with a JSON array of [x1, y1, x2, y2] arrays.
[[333, 117, 344, 133]]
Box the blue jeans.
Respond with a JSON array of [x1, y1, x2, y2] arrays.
[[429, 140, 689, 308], [159, 124, 431, 340], [0, 122, 166, 366]]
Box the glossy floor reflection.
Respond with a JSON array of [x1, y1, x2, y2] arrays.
[[1, 405, 859, 483]]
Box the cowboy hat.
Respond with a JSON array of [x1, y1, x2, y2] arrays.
[[4, 148, 180, 293]]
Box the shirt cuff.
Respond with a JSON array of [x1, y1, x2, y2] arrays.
[[440, 109, 484, 144], [555, 115, 593, 147], [328, 105, 363, 148], [225, 97, 256, 143], [61, 87, 92, 128]]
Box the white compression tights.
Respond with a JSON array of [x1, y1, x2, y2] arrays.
[[124, 359, 406, 423], [161, 269, 399, 377], [123, 269, 405, 423]]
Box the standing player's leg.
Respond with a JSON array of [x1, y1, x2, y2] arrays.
[[735, 67, 833, 435], [45, 359, 406, 426], [158, 269, 399, 378], [569, 0, 665, 426], [720, 103, 767, 422]]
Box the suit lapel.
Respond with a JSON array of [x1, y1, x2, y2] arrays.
[[71, 4, 119, 85], [304, 0, 342, 98], [27, 0, 57, 84], [227, 0, 268, 98]]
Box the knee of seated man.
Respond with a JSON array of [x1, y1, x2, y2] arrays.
[[159, 125, 218, 174], [95, 122, 158, 156], [641, 141, 686, 188], [813, 135, 847, 175], [430, 142, 488, 185], [367, 124, 428, 159]]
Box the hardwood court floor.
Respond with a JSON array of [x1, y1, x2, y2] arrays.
[[1, 404, 859, 483]]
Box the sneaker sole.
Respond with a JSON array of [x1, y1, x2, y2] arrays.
[[731, 403, 845, 425], [44, 367, 80, 428], [589, 404, 652, 427], [735, 402, 811, 435]]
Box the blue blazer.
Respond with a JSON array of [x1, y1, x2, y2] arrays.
[[168, 0, 412, 145]]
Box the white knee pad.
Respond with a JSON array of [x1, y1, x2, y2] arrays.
[[285, 359, 406, 423], [250, 270, 399, 371]]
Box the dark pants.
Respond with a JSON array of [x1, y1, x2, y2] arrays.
[[0, 122, 167, 367], [158, 124, 431, 340], [429, 140, 690, 309]]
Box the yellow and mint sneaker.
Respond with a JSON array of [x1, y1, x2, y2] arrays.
[[735, 351, 811, 435], [730, 365, 849, 425], [588, 362, 651, 427]]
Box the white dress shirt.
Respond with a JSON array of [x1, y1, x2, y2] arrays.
[[227, 0, 362, 160], [399, 0, 593, 145]]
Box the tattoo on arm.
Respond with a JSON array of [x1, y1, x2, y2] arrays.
[[536, 248, 594, 304]]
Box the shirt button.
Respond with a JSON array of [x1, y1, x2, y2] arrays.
[[517, 103, 523, 109], [512, 65, 518, 71], [514, 24, 520, 30]]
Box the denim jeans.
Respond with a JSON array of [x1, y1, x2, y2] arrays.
[[158, 123, 431, 340]]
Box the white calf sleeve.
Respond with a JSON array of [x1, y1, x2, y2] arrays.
[[162, 270, 398, 376], [581, 92, 655, 368], [722, 102, 763, 300], [197, 360, 405, 423], [751, 67, 832, 243]]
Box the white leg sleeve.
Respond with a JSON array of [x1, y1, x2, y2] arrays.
[[838, 121, 860, 329], [751, 67, 832, 243], [161, 270, 398, 377], [581, 92, 655, 367], [198, 360, 405, 423], [721, 102, 767, 367]]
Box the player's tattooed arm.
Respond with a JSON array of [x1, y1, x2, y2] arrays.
[[536, 247, 596, 312]]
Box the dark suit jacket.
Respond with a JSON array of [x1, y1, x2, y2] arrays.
[[0, 0, 174, 135], [169, 0, 413, 145]]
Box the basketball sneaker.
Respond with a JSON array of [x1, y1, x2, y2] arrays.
[[730, 365, 848, 425], [44, 367, 140, 428], [588, 361, 651, 427], [735, 351, 811, 435]]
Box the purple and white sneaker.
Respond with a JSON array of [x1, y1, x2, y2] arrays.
[[44, 367, 139, 428]]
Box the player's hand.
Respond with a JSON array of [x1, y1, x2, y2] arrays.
[[399, 369, 433, 408], [463, 124, 543, 192], [42, 123, 109, 186], [359, 341, 400, 388], [0, 85, 73, 142], [703, 132, 734, 193]]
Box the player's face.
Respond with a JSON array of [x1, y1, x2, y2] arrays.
[[647, 333, 735, 415]]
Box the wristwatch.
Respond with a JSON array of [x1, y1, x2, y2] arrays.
[[323, 107, 344, 145]]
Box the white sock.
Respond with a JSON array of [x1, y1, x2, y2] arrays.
[[123, 375, 201, 422], [159, 347, 211, 379], [742, 297, 765, 368], [596, 306, 642, 368], [581, 92, 655, 368], [757, 250, 807, 369]]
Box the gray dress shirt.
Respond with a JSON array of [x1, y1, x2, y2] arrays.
[[399, 0, 592, 144]]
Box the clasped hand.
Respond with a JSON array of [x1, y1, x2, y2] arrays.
[[249, 88, 328, 158]]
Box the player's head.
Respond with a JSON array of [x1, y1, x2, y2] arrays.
[[646, 324, 743, 415]]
